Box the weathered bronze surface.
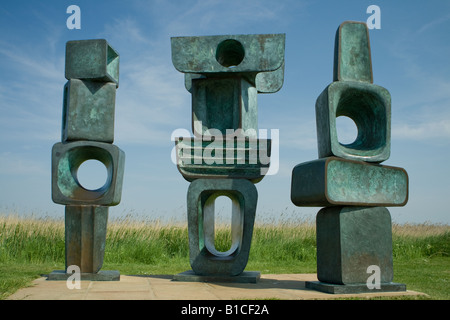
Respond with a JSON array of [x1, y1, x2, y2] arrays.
[[333, 21, 373, 83], [64, 206, 109, 273], [186, 179, 257, 276], [175, 137, 270, 182], [51, 39, 123, 279], [291, 21, 408, 294], [315, 206, 394, 285], [171, 34, 285, 280], [65, 39, 119, 87], [316, 80, 391, 163], [52, 141, 125, 206], [290, 157, 408, 207], [316, 21, 391, 163], [171, 34, 285, 76], [62, 79, 116, 143], [191, 77, 258, 137]]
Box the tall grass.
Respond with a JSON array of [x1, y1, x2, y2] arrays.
[[392, 222, 450, 260], [1, 214, 449, 299], [0, 215, 65, 263], [105, 216, 189, 264], [1, 214, 448, 265]]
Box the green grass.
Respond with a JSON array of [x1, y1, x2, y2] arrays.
[[0, 214, 448, 300]]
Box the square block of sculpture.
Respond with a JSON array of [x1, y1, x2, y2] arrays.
[[62, 79, 116, 143], [316, 206, 394, 285], [315, 81, 391, 163], [65, 39, 119, 87], [186, 179, 257, 276], [51, 141, 125, 206]]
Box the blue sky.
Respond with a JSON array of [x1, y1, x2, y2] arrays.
[[0, 0, 449, 224]]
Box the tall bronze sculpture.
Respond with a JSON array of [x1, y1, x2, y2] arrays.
[[171, 34, 285, 282], [291, 21, 409, 293], [49, 39, 124, 281]]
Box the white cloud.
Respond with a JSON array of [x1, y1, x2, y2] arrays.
[[393, 115, 450, 142]]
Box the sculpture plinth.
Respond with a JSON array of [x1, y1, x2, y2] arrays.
[[291, 21, 408, 294], [171, 33, 285, 282]]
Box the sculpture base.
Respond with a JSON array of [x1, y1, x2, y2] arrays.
[[47, 270, 120, 281], [306, 281, 406, 294], [173, 270, 260, 283]]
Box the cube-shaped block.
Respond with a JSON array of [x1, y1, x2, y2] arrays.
[[65, 205, 109, 273], [62, 79, 116, 143], [333, 21, 373, 83], [192, 77, 257, 137], [316, 206, 394, 285], [316, 81, 391, 162], [52, 141, 125, 206], [65, 39, 119, 87], [291, 157, 408, 207], [187, 179, 257, 276]]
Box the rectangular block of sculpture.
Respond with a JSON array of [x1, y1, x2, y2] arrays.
[[64, 205, 109, 273], [291, 157, 408, 207], [52, 141, 125, 206], [316, 206, 394, 285], [171, 34, 285, 75], [333, 21, 373, 83], [62, 79, 116, 143], [65, 39, 119, 87], [192, 77, 258, 137]]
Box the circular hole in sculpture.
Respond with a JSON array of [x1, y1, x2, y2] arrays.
[[336, 115, 358, 146], [76, 159, 108, 191], [216, 39, 245, 68]]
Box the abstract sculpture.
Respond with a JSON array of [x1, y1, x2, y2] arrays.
[[171, 34, 285, 282], [291, 22, 409, 293], [49, 39, 124, 281]]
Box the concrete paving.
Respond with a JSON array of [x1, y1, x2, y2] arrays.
[[7, 273, 425, 300]]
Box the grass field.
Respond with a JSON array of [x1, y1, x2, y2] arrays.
[[0, 214, 449, 300]]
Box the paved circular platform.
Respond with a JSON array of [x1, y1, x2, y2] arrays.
[[7, 273, 424, 300]]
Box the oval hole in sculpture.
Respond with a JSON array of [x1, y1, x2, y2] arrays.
[[214, 195, 233, 253]]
